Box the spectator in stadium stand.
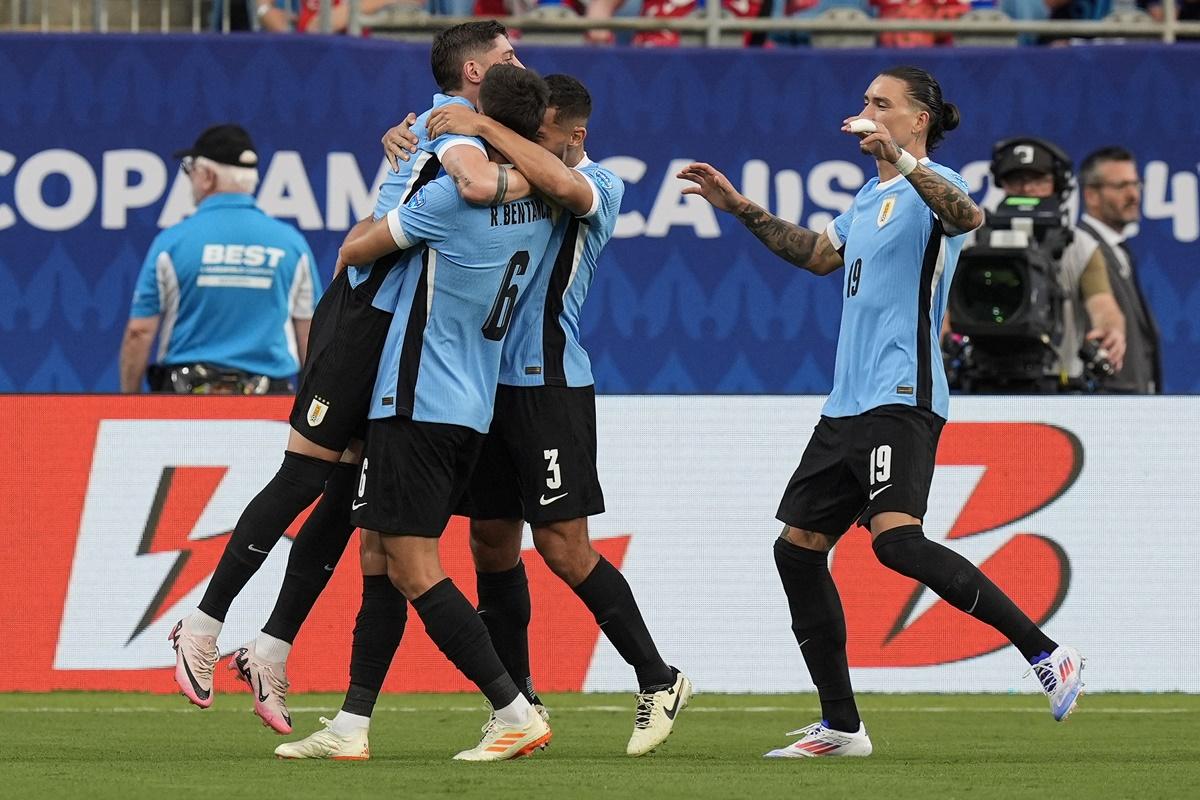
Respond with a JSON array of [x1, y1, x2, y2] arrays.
[[1077, 146, 1162, 394], [295, 0, 412, 32], [119, 124, 321, 395], [574, 0, 775, 46], [1039, 0, 1114, 42], [1140, 0, 1200, 20], [210, 0, 298, 31], [871, 0, 970, 47]]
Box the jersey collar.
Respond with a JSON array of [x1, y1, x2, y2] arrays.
[[574, 152, 593, 171], [196, 193, 256, 212]]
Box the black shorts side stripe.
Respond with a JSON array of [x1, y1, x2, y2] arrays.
[[916, 219, 943, 411], [541, 217, 583, 387], [394, 248, 431, 417]]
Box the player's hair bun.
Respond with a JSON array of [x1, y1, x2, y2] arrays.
[[943, 102, 961, 132]]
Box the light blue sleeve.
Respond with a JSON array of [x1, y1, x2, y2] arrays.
[[827, 206, 855, 253], [391, 178, 461, 248], [130, 234, 167, 318], [580, 166, 623, 225]]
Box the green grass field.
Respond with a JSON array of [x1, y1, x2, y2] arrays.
[[3, 692, 1197, 799]]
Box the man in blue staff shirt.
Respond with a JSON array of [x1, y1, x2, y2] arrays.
[[120, 124, 321, 394]]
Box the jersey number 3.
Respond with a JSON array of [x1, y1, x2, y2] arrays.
[[482, 250, 530, 341]]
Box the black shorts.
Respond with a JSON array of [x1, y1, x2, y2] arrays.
[[351, 414, 485, 537], [776, 404, 945, 537], [458, 384, 605, 525], [289, 267, 394, 451]]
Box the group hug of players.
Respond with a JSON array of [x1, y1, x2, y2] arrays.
[[169, 22, 1085, 763], [169, 21, 689, 762]]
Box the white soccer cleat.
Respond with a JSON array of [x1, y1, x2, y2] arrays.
[[274, 717, 370, 761], [484, 699, 551, 728], [168, 619, 218, 709], [1027, 644, 1086, 721], [229, 645, 292, 734], [764, 721, 873, 758], [626, 669, 693, 757], [453, 708, 553, 762]]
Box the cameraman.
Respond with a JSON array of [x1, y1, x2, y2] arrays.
[[989, 137, 1126, 384]]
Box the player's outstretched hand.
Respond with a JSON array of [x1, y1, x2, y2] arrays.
[[382, 112, 419, 170], [677, 162, 746, 214], [842, 116, 902, 164], [427, 104, 485, 142]]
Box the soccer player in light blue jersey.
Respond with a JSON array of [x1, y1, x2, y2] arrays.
[[168, 22, 534, 737], [278, 65, 557, 763], [423, 75, 693, 758], [681, 66, 1085, 758]]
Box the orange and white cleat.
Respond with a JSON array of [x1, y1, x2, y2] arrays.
[[453, 709, 552, 762]]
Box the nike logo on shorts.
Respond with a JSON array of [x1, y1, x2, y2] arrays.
[[539, 492, 569, 506], [352, 500, 368, 510], [869, 484, 892, 501], [248, 543, 270, 554]]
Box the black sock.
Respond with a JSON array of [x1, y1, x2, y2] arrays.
[[262, 462, 360, 643], [476, 561, 537, 703], [341, 574, 407, 717], [773, 537, 860, 732], [199, 451, 333, 621], [412, 578, 520, 710], [872, 525, 1058, 662], [573, 557, 673, 691]]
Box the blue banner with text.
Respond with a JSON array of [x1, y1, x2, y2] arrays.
[[1, 36, 1198, 393]]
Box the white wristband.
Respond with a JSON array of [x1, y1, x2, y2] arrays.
[[895, 149, 919, 177]]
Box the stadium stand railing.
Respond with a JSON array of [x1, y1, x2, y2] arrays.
[[3, 0, 1199, 42]]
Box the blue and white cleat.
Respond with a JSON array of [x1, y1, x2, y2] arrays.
[[1027, 644, 1086, 721], [764, 720, 873, 758]]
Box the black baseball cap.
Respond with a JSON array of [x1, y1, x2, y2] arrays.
[[173, 124, 258, 167], [992, 140, 1058, 179]]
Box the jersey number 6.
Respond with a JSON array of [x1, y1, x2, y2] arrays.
[[482, 250, 531, 341]]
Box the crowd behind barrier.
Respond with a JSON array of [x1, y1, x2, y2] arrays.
[[5, 0, 1199, 41]]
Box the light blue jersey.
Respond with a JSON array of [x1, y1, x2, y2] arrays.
[[499, 156, 622, 387], [130, 193, 321, 378], [369, 176, 556, 433], [348, 93, 485, 307], [822, 159, 969, 420]]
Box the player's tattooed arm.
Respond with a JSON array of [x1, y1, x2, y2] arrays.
[[429, 105, 594, 216], [441, 144, 531, 206], [678, 162, 843, 275], [906, 164, 984, 235], [736, 204, 842, 275]]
